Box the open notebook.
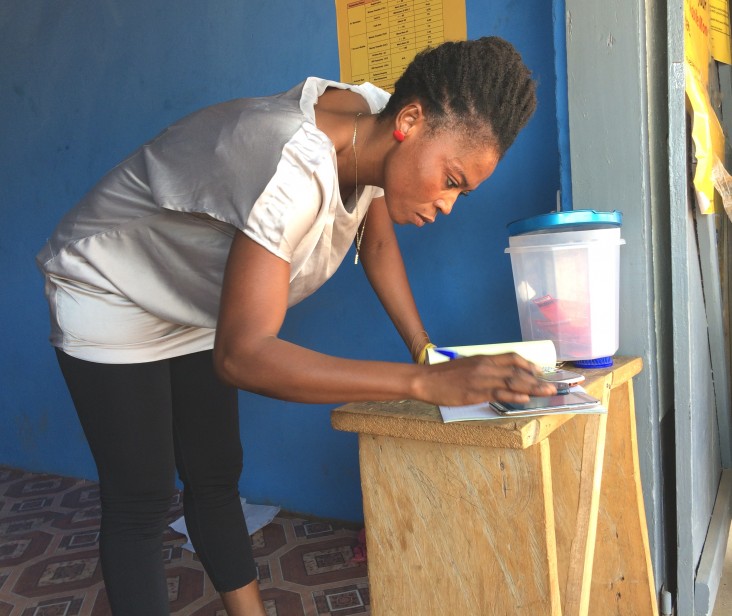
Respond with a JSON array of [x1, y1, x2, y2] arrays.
[[426, 339, 558, 371]]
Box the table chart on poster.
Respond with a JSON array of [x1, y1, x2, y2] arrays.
[[339, 0, 466, 91]]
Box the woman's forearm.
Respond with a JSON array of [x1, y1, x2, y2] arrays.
[[359, 198, 432, 361], [215, 334, 424, 403]]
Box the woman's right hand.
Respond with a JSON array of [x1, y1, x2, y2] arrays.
[[414, 353, 557, 407]]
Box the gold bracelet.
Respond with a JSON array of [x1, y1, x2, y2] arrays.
[[409, 329, 430, 361], [416, 342, 436, 365]]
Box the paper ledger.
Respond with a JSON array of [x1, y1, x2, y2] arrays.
[[426, 339, 558, 371]]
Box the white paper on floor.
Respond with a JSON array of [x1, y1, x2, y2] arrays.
[[169, 497, 280, 552]]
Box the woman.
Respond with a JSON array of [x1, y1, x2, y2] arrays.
[[37, 36, 555, 615]]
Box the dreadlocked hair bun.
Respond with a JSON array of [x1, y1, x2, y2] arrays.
[[381, 36, 537, 157]]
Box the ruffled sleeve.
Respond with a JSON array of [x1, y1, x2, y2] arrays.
[[243, 122, 333, 263]]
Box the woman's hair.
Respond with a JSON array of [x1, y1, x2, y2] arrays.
[[380, 36, 537, 157]]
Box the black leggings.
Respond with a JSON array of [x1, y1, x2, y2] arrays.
[[55, 349, 257, 615]]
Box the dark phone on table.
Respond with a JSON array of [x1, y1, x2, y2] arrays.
[[490, 390, 600, 416]]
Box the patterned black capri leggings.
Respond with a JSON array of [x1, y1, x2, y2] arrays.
[[55, 348, 257, 615]]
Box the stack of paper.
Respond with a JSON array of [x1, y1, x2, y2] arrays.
[[439, 386, 606, 423], [425, 341, 606, 422]]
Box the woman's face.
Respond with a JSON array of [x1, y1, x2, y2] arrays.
[[382, 130, 501, 227]]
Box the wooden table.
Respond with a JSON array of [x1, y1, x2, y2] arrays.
[[331, 356, 657, 615]]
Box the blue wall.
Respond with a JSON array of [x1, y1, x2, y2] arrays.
[[1, 1, 559, 521]]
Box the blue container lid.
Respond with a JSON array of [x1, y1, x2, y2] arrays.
[[508, 210, 623, 236], [573, 356, 614, 369]]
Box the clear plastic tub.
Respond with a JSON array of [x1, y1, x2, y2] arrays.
[[505, 212, 625, 363]]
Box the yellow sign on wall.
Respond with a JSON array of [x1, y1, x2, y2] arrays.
[[711, 0, 732, 65], [685, 0, 726, 214], [335, 0, 466, 92]]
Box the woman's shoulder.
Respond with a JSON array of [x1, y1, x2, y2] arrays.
[[299, 77, 390, 116]]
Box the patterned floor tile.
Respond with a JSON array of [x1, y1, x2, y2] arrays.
[[280, 538, 363, 586], [0, 466, 370, 615]]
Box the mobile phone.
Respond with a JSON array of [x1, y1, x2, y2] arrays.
[[490, 390, 600, 416], [539, 368, 585, 389]]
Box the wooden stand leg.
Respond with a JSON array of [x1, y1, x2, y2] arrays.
[[549, 374, 611, 615], [551, 413, 609, 615], [589, 380, 658, 615]]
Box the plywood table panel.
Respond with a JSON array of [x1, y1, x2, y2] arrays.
[[359, 434, 560, 615]]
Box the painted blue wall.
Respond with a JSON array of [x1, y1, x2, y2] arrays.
[[1, 1, 559, 521]]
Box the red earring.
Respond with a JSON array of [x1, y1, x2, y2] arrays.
[[393, 129, 405, 142]]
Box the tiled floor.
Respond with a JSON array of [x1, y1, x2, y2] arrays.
[[0, 466, 370, 615]]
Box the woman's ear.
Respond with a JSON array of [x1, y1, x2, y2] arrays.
[[395, 103, 423, 138]]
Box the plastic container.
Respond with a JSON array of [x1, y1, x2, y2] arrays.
[[504, 210, 625, 365]]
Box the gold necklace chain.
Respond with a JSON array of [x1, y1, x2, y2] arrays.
[[352, 112, 368, 265]]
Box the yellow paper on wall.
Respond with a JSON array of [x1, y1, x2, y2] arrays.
[[711, 0, 732, 65], [686, 65, 725, 214], [685, 0, 725, 214], [686, 0, 711, 86], [335, 0, 466, 92]]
